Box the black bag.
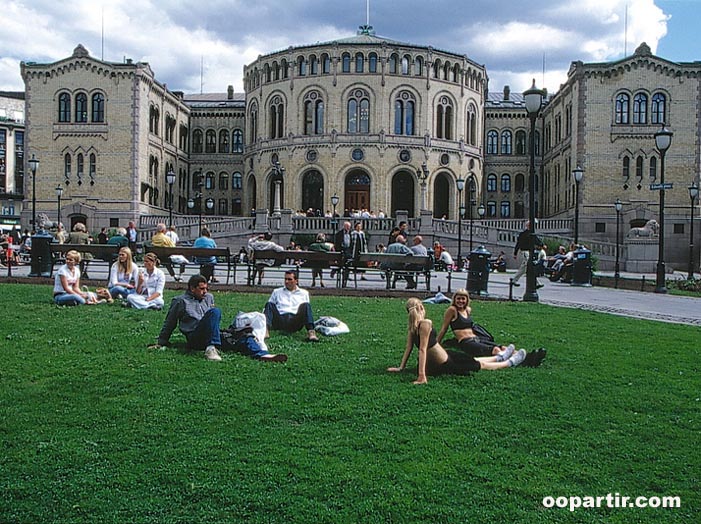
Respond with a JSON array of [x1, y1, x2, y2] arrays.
[[472, 322, 494, 343]]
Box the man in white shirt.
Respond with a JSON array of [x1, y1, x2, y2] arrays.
[[264, 270, 319, 341]]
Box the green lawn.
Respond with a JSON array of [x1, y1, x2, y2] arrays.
[[1, 284, 698, 523]]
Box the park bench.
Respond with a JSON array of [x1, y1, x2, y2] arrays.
[[146, 245, 234, 285], [246, 249, 341, 286], [49, 243, 121, 276], [355, 253, 433, 290]]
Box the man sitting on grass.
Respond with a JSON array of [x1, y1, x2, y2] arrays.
[[264, 270, 319, 341], [152, 274, 287, 362]]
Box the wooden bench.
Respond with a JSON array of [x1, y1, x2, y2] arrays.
[[146, 245, 234, 285], [49, 243, 121, 276], [247, 249, 341, 286], [356, 253, 433, 290]]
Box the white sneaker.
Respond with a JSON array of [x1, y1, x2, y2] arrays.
[[204, 346, 222, 361], [507, 349, 527, 367], [496, 344, 515, 362]]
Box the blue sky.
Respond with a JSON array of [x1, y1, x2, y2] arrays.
[[0, 0, 697, 95]]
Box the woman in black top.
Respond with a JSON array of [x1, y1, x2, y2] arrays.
[[387, 298, 526, 384]]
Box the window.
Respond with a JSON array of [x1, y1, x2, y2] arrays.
[[297, 56, 306, 76], [500, 131, 512, 155], [219, 198, 228, 215], [389, 54, 398, 74], [534, 131, 541, 155], [91, 93, 104, 122], [232, 198, 242, 215], [369, 53, 378, 73], [64, 153, 71, 180], [342, 53, 351, 73], [232, 129, 243, 153], [486, 131, 498, 154], [487, 174, 497, 192], [649, 156, 657, 182], [218, 129, 229, 153], [435, 96, 453, 140], [77, 153, 84, 181], [58, 93, 71, 122], [269, 95, 285, 139], [633, 93, 648, 124], [310, 55, 318, 75], [249, 102, 258, 144], [622, 156, 630, 188], [414, 56, 423, 76], [179, 124, 189, 151], [355, 53, 364, 73], [615, 93, 630, 124], [401, 55, 410, 75], [515, 174, 525, 192], [149, 105, 160, 134], [651, 93, 666, 124], [466, 105, 477, 145], [500, 200, 511, 218], [515, 201, 525, 219], [347, 89, 370, 134], [674, 223, 685, 234], [232, 172, 242, 189], [321, 54, 331, 74], [89, 153, 96, 183], [205, 172, 215, 189], [393, 92, 415, 135], [218, 172, 228, 190], [205, 130, 216, 153], [500, 174, 511, 192], [304, 91, 324, 135], [487, 201, 496, 217], [192, 129, 203, 153], [595, 222, 606, 233], [75, 93, 88, 123], [515, 130, 527, 155]]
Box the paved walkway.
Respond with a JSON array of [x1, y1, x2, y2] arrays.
[[3, 262, 700, 326]]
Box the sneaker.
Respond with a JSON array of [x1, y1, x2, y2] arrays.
[[205, 346, 222, 361], [261, 353, 288, 363], [495, 344, 515, 362], [307, 330, 319, 342], [507, 349, 527, 367]]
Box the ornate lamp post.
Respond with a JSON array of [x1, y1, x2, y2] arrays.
[[572, 165, 584, 245], [456, 177, 465, 270], [654, 125, 673, 293], [331, 193, 340, 233], [477, 203, 485, 220], [28, 154, 39, 229], [467, 174, 478, 252], [55, 185, 63, 227], [272, 161, 285, 216], [166, 168, 176, 228], [417, 162, 430, 211], [614, 198, 622, 288], [689, 183, 699, 280], [523, 79, 545, 302]]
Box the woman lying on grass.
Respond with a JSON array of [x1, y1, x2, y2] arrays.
[[387, 298, 531, 385]]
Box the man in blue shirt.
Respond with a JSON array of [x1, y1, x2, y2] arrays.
[[193, 227, 218, 283]]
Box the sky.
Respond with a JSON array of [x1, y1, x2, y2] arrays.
[[1, 0, 699, 97]]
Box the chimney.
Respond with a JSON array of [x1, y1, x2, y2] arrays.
[[227, 85, 234, 99], [503, 85, 510, 101]]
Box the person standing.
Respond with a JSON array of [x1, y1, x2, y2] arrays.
[[126, 221, 138, 253], [264, 271, 319, 342], [350, 221, 368, 281], [97, 227, 109, 244], [512, 221, 542, 288], [333, 221, 352, 285]]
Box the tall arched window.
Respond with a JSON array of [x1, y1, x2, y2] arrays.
[[302, 170, 325, 212], [368, 53, 378, 73], [615, 93, 630, 124], [515, 130, 527, 155], [269, 95, 285, 139], [304, 91, 324, 135], [75, 93, 88, 123], [248, 102, 258, 144], [649, 156, 657, 183], [355, 53, 364, 73], [633, 93, 648, 124], [347, 89, 370, 134], [393, 92, 415, 135], [466, 104, 477, 145], [435, 96, 453, 139], [487, 174, 497, 192], [205, 171, 215, 190], [486, 130, 498, 154], [310, 55, 318, 75], [64, 153, 71, 179], [205, 130, 216, 153], [297, 56, 306, 76], [389, 54, 398, 74], [515, 174, 525, 193], [622, 156, 630, 188], [342, 53, 351, 73], [232, 172, 243, 189], [218, 129, 229, 153], [58, 93, 71, 122], [401, 55, 410, 75], [501, 174, 511, 193], [651, 93, 666, 124], [500, 131, 512, 154], [321, 54, 331, 74], [232, 129, 244, 153], [500, 200, 511, 218], [89, 153, 96, 182], [91, 93, 104, 122], [414, 56, 423, 76], [192, 129, 203, 153]]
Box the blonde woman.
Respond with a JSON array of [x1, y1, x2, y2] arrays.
[[127, 252, 165, 310], [108, 247, 140, 300], [53, 250, 89, 306], [387, 298, 526, 385]]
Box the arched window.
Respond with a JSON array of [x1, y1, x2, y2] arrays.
[[347, 89, 370, 134], [393, 92, 415, 135], [304, 91, 325, 135], [75, 93, 88, 123], [219, 172, 229, 190], [264, 64, 271, 83], [500, 200, 511, 218], [232, 129, 244, 153], [149, 105, 159, 134], [622, 156, 630, 188], [500, 131, 512, 154], [534, 131, 541, 156], [651, 93, 666, 124], [58, 93, 71, 122], [232, 172, 243, 189], [435, 96, 453, 140], [218, 129, 229, 153], [297, 56, 306, 76], [248, 102, 258, 143], [272, 62, 280, 81], [389, 53, 398, 74], [414, 56, 423, 76], [649, 156, 657, 182], [64, 153, 71, 179], [466, 104, 477, 146], [77, 153, 84, 180], [91, 93, 104, 122], [487, 174, 497, 192], [515, 130, 527, 155], [269, 95, 284, 139], [355, 53, 364, 73], [280, 59, 288, 79], [433, 59, 441, 79], [487, 200, 496, 217], [368, 53, 378, 73], [615, 93, 630, 124], [486, 130, 498, 154], [633, 93, 648, 124], [342, 53, 351, 73], [515, 173, 525, 192], [219, 198, 228, 215], [232, 197, 242, 215], [205, 171, 215, 190], [500, 174, 511, 193], [515, 201, 525, 219], [192, 129, 203, 153], [302, 170, 325, 212], [321, 54, 331, 74], [89, 153, 96, 182], [205, 130, 216, 153], [310, 55, 318, 75], [401, 55, 410, 75]]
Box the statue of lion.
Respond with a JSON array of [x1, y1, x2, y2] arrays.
[[627, 219, 659, 238]]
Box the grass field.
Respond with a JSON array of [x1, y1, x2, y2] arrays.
[[1, 284, 699, 523]]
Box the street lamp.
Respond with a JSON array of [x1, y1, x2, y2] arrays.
[[468, 175, 477, 252], [331, 193, 340, 233], [654, 124, 673, 293], [28, 154, 39, 229], [614, 198, 622, 288], [477, 203, 485, 220], [417, 162, 430, 211], [272, 161, 285, 215], [689, 183, 699, 280], [166, 168, 176, 228], [55, 185, 63, 227], [456, 177, 465, 271], [572, 165, 584, 245], [523, 78, 545, 302]]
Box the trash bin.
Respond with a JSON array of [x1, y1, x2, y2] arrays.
[[29, 230, 54, 277], [571, 245, 592, 286], [467, 245, 491, 295]]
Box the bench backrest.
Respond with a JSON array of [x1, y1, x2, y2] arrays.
[[358, 253, 432, 269]]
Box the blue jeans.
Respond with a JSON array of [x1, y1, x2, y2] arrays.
[[185, 307, 222, 349], [233, 334, 270, 358], [109, 285, 135, 300], [54, 292, 86, 306], [264, 302, 314, 332]]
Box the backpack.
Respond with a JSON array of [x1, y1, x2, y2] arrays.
[[472, 322, 494, 343]]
